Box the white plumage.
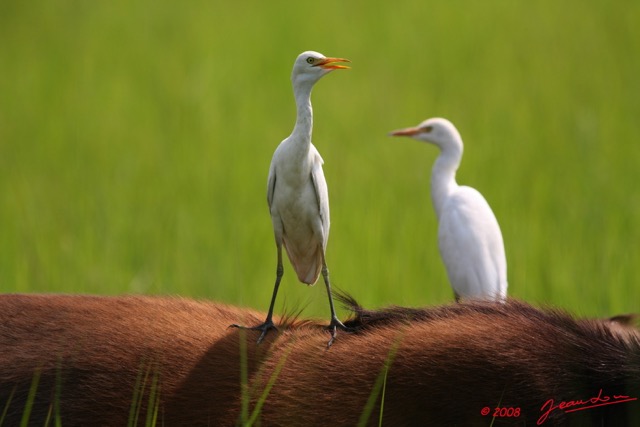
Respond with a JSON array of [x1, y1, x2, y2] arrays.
[[267, 137, 328, 285], [390, 118, 507, 301], [233, 51, 350, 347]]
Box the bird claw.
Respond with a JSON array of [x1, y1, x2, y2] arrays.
[[325, 317, 353, 349], [229, 320, 278, 344]]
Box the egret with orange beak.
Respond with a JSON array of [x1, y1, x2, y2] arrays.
[[232, 51, 350, 347], [390, 118, 507, 302]]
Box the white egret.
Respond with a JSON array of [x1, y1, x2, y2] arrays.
[[390, 118, 507, 302], [232, 51, 350, 347]]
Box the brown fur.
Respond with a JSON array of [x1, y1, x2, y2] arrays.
[[0, 294, 638, 426]]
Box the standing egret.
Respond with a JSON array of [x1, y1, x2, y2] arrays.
[[390, 118, 507, 302], [232, 51, 350, 347]]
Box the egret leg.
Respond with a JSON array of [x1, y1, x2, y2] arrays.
[[320, 250, 350, 349], [230, 245, 283, 344]]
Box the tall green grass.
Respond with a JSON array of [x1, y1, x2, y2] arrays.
[[128, 361, 161, 427], [1, 0, 638, 318], [357, 330, 404, 427], [19, 368, 40, 427]]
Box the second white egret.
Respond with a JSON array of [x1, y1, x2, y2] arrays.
[[390, 118, 507, 302]]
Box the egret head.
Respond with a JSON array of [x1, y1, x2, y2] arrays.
[[291, 51, 350, 86], [389, 117, 462, 151]]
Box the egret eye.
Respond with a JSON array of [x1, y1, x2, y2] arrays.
[[306, 57, 315, 64], [422, 125, 433, 133]]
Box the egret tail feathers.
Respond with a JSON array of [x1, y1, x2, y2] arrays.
[[282, 241, 322, 285]]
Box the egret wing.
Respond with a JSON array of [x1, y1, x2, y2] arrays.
[[438, 187, 506, 300], [267, 161, 276, 209], [310, 148, 330, 243]]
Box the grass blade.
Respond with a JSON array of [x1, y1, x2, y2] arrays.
[[20, 368, 42, 427], [378, 361, 390, 427], [54, 358, 63, 427], [0, 386, 17, 426], [357, 331, 404, 427], [246, 343, 292, 425], [144, 369, 160, 427], [238, 329, 249, 425], [129, 360, 153, 427]]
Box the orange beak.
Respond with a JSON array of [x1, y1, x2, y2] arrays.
[[389, 126, 422, 137], [315, 57, 351, 70]]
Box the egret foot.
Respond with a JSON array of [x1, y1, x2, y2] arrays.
[[230, 319, 278, 344], [326, 316, 352, 349]]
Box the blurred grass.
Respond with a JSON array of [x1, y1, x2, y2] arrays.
[[0, 0, 638, 319]]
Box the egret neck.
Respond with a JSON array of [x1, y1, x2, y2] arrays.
[[430, 138, 463, 220], [291, 82, 314, 150]]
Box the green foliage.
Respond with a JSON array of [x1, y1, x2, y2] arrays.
[[358, 330, 403, 427], [128, 360, 161, 427], [0, 386, 16, 426], [1, 0, 638, 317], [19, 368, 40, 427], [244, 337, 293, 426]]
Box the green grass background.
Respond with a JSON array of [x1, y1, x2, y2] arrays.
[[1, 0, 638, 320]]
